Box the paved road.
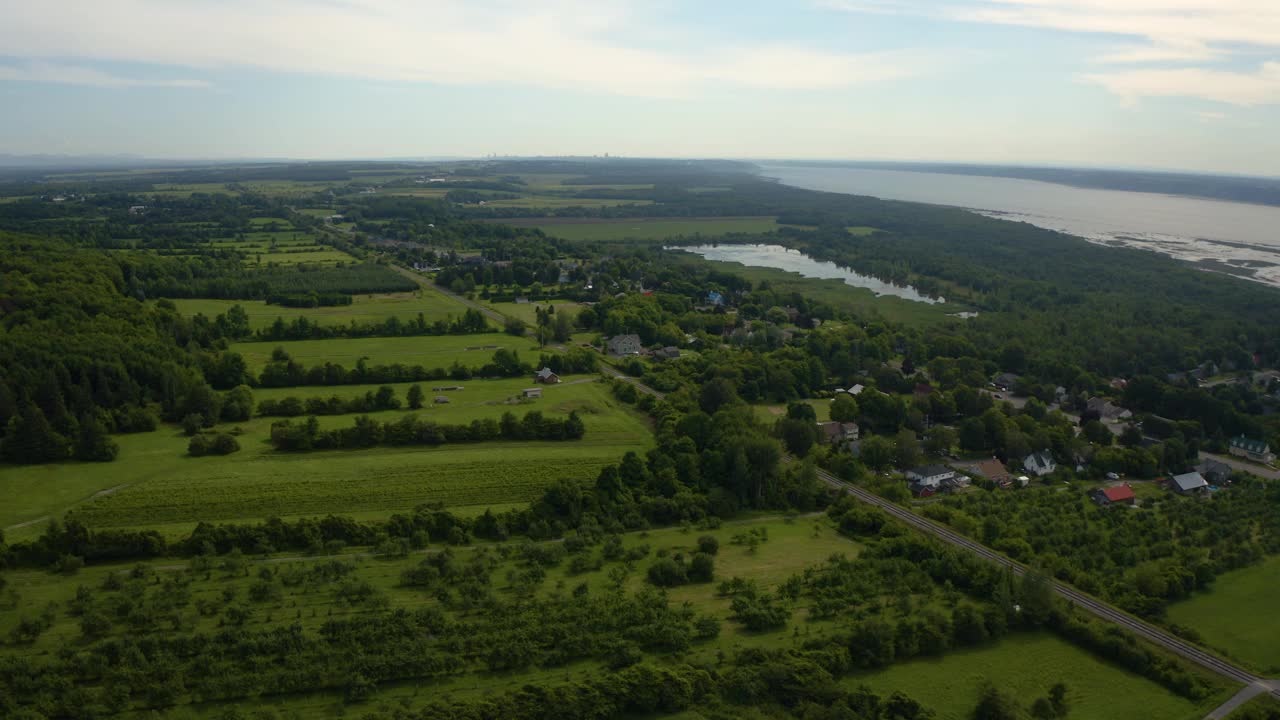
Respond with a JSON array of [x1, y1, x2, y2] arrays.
[[1200, 451, 1280, 481], [389, 264, 508, 326], [598, 362, 666, 399], [812, 466, 1280, 713]]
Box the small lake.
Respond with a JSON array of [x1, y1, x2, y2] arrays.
[[671, 243, 942, 304]]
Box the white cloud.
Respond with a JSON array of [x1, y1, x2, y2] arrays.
[[0, 61, 207, 88], [823, 0, 1280, 104], [0, 0, 933, 97], [1082, 62, 1280, 105]]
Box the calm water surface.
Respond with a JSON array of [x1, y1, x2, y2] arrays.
[[760, 165, 1280, 286], [674, 243, 941, 304]]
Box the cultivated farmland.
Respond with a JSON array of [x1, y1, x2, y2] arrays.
[[231, 333, 529, 372], [848, 632, 1230, 720], [1166, 554, 1280, 674], [170, 289, 477, 330], [2, 379, 649, 538]]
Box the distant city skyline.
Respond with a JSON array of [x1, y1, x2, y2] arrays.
[[1, 1, 1278, 175]]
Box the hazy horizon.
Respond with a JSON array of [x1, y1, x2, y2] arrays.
[[2, 1, 1279, 175]]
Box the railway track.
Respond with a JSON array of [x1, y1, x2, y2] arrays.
[[815, 467, 1277, 694]]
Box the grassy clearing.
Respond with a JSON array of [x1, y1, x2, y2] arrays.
[[231, 333, 533, 372], [170, 289, 475, 329], [750, 400, 833, 424], [483, 300, 585, 325], [1166, 554, 1280, 674], [1, 379, 649, 536], [848, 632, 1230, 720], [499, 216, 788, 242]]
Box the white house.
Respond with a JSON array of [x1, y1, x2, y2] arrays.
[[1023, 450, 1057, 477], [906, 464, 956, 489]]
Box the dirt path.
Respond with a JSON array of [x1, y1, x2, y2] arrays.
[[3, 484, 131, 532]]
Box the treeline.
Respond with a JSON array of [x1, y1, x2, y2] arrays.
[[268, 410, 585, 451], [266, 291, 352, 307], [130, 254, 417, 300], [257, 385, 406, 417], [250, 308, 491, 342], [257, 347, 543, 388]]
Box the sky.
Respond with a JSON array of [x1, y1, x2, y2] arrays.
[[1, 0, 1279, 175]]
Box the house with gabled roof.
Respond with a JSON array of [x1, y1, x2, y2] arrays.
[[1093, 484, 1136, 506], [1196, 458, 1232, 485], [1229, 435, 1274, 464], [606, 334, 643, 357], [1023, 450, 1057, 477], [534, 367, 561, 384]]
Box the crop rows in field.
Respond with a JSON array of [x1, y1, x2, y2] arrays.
[[73, 446, 620, 528]]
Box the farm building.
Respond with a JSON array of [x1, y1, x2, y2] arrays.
[[1171, 471, 1209, 495], [522, 388, 543, 399], [1093, 484, 1136, 506], [534, 368, 561, 384], [433, 396, 451, 404]]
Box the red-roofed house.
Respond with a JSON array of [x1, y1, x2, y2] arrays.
[[1093, 484, 1136, 506]]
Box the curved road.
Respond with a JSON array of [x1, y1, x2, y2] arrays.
[[813, 467, 1280, 713], [385, 250, 1276, 714]]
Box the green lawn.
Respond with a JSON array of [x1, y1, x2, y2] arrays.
[[171, 289, 476, 330], [498, 216, 789, 242], [1, 379, 650, 538], [850, 632, 1231, 720], [231, 333, 533, 372], [1166, 554, 1280, 674]]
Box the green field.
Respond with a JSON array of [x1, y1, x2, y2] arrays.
[[0, 378, 649, 538], [171, 289, 475, 330], [1166, 554, 1280, 674], [231, 333, 530, 372], [483, 299, 585, 325], [849, 632, 1230, 720], [498, 216, 791, 242]]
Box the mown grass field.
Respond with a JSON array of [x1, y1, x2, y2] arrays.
[[171, 289, 476, 330], [231, 333, 532, 372], [0, 379, 649, 539], [483, 299, 585, 325], [848, 632, 1231, 720], [498, 216, 791, 242], [1166, 554, 1280, 674]]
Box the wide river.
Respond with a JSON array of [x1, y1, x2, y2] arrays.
[[760, 165, 1280, 287]]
